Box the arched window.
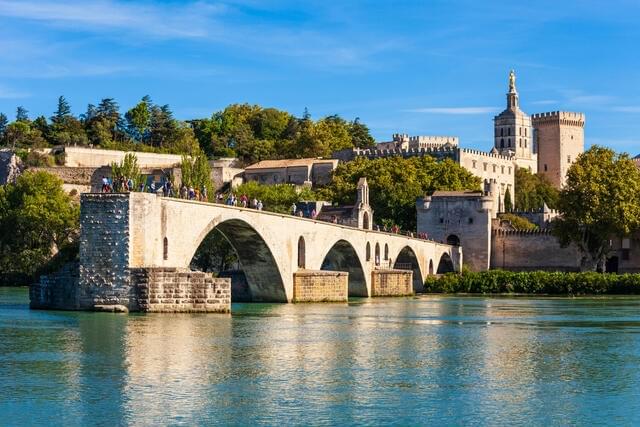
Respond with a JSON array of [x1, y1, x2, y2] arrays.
[[508, 128, 511, 136], [375, 243, 380, 266], [525, 128, 527, 137], [366, 242, 371, 261], [297, 236, 306, 268], [446, 235, 460, 246], [519, 127, 522, 136], [500, 138, 504, 148], [163, 237, 168, 260], [384, 244, 389, 260], [507, 138, 511, 147], [363, 212, 370, 230], [500, 128, 504, 137]]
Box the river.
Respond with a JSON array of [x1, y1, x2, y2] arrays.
[[1, 287, 640, 426]]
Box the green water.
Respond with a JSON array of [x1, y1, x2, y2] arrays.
[[1, 287, 640, 426]]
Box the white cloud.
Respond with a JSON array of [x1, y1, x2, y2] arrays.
[[0, 85, 29, 99], [0, 0, 224, 39], [612, 106, 640, 113], [403, 107, 499, 115]]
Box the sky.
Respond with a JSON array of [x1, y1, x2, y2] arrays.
[[0, 0, 639, 153]]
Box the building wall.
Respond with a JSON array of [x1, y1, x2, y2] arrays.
[[244, 165, 310, 185], [62, 146, 182, 168], [491, 229, 581, 271], [458, 148, 515, 211], [533, 111, 585, 188], [417, 193, 493, 271], [371, 269, 413, 296], [292, 270, 348, 302]]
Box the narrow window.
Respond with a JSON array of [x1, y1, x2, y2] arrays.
[[375, 243, 380, 266], [501, 166, 504, 174], [567, 155, 571, 164], [366, 242, 371, 261], [544, 164, 548, 172], [468, 218, 474, 224], [163, 237, 168, 260], [500, 138, 504, 148], [384, 244, 389, 260], [297, 236, 306, 268], [483, 163, 487, 171], [493, 165, 497, 173], [472, 160, 477, 168], [508, 128, 511, 136], [500, 128, 504, 137]]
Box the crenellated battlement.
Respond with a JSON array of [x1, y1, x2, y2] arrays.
[[492, 228, 553, 236], [531, 111, 585, 127], [459, 147, 514, 161]]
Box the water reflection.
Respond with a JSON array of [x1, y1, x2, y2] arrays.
[[2, 289, 640, 426]]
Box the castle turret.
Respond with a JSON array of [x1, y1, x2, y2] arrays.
[[356, 177, 373, 229], [493, 70, 537, 172]]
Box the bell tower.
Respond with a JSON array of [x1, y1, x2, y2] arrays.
[[493, 70, 537, 172]]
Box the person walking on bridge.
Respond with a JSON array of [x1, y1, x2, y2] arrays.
[[291, 203, 297, 216]]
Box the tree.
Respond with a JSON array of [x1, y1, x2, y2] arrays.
[[319, 156, 481, 230], [190, 228, 238, 273], [504, 187, 513, 212], [349, 117, 376, 149], [498, 213, 537, 230], [553, 146, 640, 271], [181, 150, 212, 200], [110, 153, 143, 191], [515, 168, 559, 211], [16, 106, 29, 122], [3, 121, 47, 148], [233, 181, 316, 214], [0, 171, 79, 284], [125, 95, 152, 142], [51, 96, 72, 124], [0, 113, 7, 141]]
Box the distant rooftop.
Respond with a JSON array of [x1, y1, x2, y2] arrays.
[[245, 158, 338, 170]]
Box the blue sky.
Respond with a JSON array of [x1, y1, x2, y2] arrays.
[[0, 0, 639, 153]]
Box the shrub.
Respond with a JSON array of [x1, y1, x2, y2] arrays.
[[423, 270, 640, 295]]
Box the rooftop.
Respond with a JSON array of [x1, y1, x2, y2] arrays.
[[245, 158, 338, 170], [431, 190, 484, 197]]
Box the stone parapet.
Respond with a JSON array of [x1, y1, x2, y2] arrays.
[[371, 269, 413, 296], [293, 270, 348, 302], [132, 267, 231, 313]]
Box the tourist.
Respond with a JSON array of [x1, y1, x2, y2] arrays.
[[298, 210, 304, 217], [257, 200, 263, 211], [291, 203, 297, 215], [252, 197, 258, 209], [188, 186, 195, 200], [311, 208, 317, 219], [180, 185, 188, 199], [127, 177, 134, 192], [202, 186, 207, 202], [101, 176, 109, 193], [139, 182, 145, 192], [149, 181, 156, 193]]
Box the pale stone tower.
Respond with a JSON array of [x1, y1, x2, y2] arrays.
[[531, 111, 585, 188], [356, 177, 373, 229], [494, 70, 537, 172]]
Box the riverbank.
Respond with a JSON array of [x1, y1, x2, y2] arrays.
[[424, 270, 640, 295]]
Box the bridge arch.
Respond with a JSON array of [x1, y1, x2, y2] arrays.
[[321, 239, 367, 297], [393, 246, 424, 292], [190, 218, 287, 302], [436, 252, 455, 274]]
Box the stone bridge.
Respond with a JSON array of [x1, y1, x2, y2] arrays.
[[75, 193, 461, 309]]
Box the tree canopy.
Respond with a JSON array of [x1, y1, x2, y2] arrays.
[[0, 171, 79, 284], [318, 156, 481, 230], [553, 146, 640, 271], [0, 100, 376, 164], [514, 168, 559, 211]]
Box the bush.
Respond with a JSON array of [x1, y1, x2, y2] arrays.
[[423, 270, 640, 295], [498, 213, 538, 230], [23, 151, 54, 167]]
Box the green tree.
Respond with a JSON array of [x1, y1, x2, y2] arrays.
[[16, 106, 29, 122], [0, 171, 79, 284], [110, 153, 143, 191], [125, 95, 152, 142], [3, 121, 47, 149], [349, 117, 375, 149], [553, 146, 640, 271], [498, 213, 537, 230], [181, 150, 212, 200], [190, 228, 238, 273], [233, 181, 316, 214], [0, 113, 8, 141], [515, 168, 559, 211], [504, 187, 513, 212], [319, 156, 481, 230], [51, 96, 72, 124]]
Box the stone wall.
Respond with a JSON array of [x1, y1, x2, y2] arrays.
[[491, 229, 581, 271], [78, 193, 133, 308], [132, 268, 230, 313], [30, 262, 79, 310], [63, 146, 182, 168], [371, 269, 413, 296], [293, 270, 348, 302]]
